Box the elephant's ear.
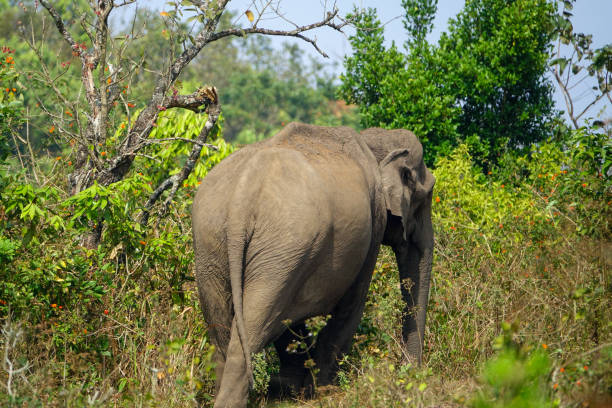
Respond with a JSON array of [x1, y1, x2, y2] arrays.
[[380, 149, 412, 238]]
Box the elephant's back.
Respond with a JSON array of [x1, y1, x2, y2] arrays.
[[228, 145, 374, 316], [194, 122, 377, 205], [261, 122, 364, 160]]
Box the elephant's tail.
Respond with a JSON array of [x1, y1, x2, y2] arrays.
[[227, 219, 254, 387]]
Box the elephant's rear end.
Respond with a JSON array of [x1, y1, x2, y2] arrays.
[[193, 145, 338, 407]]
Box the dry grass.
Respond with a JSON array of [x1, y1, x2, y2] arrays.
[[248, 229, 610, 408], [1, 148, 610, 407], [1, 218, 609, 407]]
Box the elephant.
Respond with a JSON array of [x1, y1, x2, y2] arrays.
[[192, 122, 435, 408]]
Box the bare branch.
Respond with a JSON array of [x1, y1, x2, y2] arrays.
[[553, 66, 579, 129], [141, 88, 221, 225], [39, 0, 79, 52], [99, 87, 219, 187], [575, 93, 606, 121], [147, 137, 219, 148], [164, 87, 221, 112], [25, 111, 41, 184], [208, 9, 345, 58], [104, 1, 229, 176], [114, 0, 137, 7], [79, 13, 96, 45], [2, 320, 31, 399], [10, 132, 26, 174]]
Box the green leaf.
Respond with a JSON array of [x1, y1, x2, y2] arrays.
[[118, 378, 128, 393]]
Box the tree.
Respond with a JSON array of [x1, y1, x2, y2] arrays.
[[222, 39, 358, 143], [550, 0, 611, 129], [340, 0, 557, 168], [402, 0, 438, 48], [338, 6, 461, 165], [17, 0, 345, 247], [439, 0, 556, 165]]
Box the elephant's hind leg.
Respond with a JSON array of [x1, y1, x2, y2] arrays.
[[269, 323, 312, 398], [194, 266, 232, 392], [214, 274, 307, 406]]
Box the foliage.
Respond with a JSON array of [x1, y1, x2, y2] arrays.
[[138, 109, 233, 190], [496, 121, 611, 238], [471, 322, 555, 408], [433, 144, 556, 249], [0, 146, 227, 407], [439, 0, 556, 166], [401, 0, 438, 48], [340, 0, 556, 167], [0, 45, 22, 163], [549, 0, 611, 128], [223, 40, 360, 143], [339, 8, 459, 165]]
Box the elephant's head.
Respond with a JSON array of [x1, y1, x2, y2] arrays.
[[361, 127, 435, 363], [361, 128, 435, 245]]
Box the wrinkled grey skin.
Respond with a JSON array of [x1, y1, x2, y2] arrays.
[[192, 123, 435, 408]]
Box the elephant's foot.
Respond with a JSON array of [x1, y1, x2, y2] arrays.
[[267, 374, 302, 399], [313, 363, 338, 388], [267, 369, 314, 400]]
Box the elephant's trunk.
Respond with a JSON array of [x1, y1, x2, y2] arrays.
[[396, 243, 433, 364]]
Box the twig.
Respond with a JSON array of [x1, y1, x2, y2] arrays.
[[24, 109, 40, 184], [208, 9, 345, 58], [2, 320, 31, 399], [10, 132, 26, 174]]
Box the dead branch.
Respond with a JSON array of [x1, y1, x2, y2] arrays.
[[98, 86, 220, 187], [141, 87, 220, 226], [550, 16, 611, 129], [2, 320, 31, 399], [38, 0, 80, 52], [208, 9, 346, 58]]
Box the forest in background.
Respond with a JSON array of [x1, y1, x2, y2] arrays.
[[0, 0, 610, 406]]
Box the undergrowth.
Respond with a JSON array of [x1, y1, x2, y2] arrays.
[[1, 129, 610, 407]]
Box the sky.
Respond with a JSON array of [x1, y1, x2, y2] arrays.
[[144, 0, 612, 120]]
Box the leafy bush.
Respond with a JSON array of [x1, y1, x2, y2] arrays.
[[0, 45, 22, 163], [0, 110, 233, 406], [471, 322, 555, 408], [497, 122, 611, 238], [340, 0, 556, 167]]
